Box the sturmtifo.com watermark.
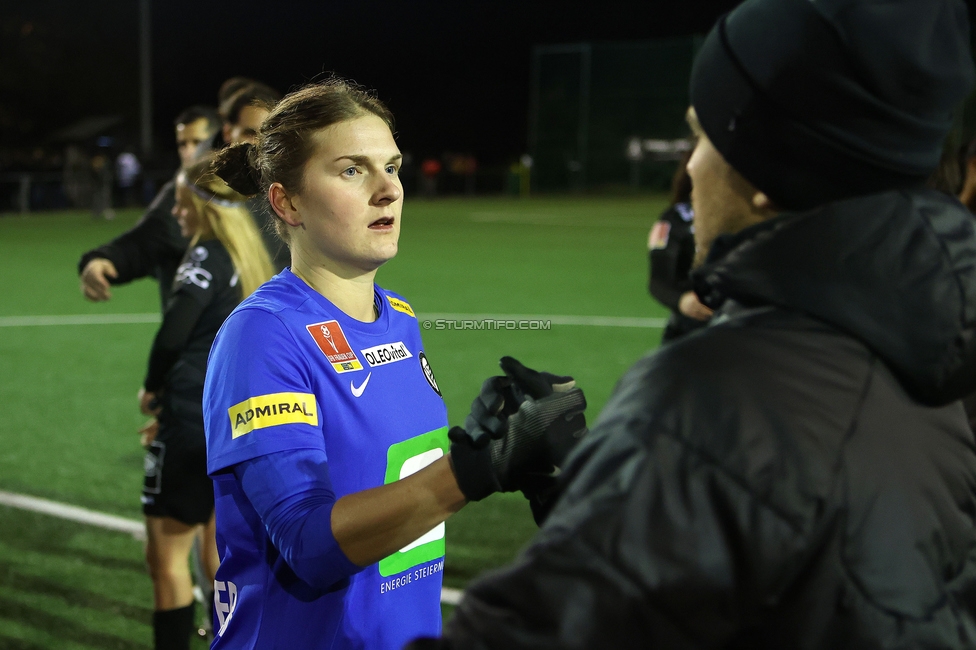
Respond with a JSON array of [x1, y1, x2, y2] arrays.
[[422, 319, 551, 331]]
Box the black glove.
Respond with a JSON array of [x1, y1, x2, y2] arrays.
[[498, 356, 588, 468], [498, 356, 588, 523], [449, 357, 587, 504]]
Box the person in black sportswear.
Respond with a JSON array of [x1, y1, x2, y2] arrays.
[[412, 0, 976, 648], [647, 151, 712, 342], [78, 105, 220, 306], [139, 154, 273, 650]]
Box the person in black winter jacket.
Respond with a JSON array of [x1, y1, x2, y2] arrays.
[[414, 0, 976, 648]]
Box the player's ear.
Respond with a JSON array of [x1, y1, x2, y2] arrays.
[[269, 183, 302, 228]]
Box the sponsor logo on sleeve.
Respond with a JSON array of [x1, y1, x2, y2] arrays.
[[360, 341, 412, 368], [648, 221, 671, 250], [306, 320, 364, 373], [227, 392, 318, 438], [386, 296, 416, 318]]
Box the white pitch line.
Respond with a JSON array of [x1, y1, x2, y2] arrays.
[[440, 587, 463, 606], [0, 313, 160, 327], [0, 489, 145, 541], [0, 313, 665, 329], [0, 489, 464, 606]]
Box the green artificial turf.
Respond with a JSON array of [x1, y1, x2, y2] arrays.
[[0, 195, 670, 647]]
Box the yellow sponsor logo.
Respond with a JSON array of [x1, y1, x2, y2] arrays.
[[387, 296, 416, 318], [228, 392, 318, 438]]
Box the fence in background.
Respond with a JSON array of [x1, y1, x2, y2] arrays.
[[528, 37, 703, 193]]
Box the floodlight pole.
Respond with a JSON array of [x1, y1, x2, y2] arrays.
[[139, 0, 153, 156]]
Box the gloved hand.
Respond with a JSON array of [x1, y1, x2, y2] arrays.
[[449, 357, 587, 506], [499, 356, 588, 523]]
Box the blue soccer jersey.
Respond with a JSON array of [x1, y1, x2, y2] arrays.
[[203, 269, 449, 649]]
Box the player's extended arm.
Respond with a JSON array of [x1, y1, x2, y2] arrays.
[[77, 181, 181, 290], [233, 448, 463, 586], [332, 365, 586, 566], [331, 455, 466, 566], [237, 375, 586, 580]]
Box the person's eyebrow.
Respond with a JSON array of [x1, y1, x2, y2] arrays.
[[334, 154, 403, 165]]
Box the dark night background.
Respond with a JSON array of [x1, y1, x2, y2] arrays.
[[5, 0, 976, 176], [1, 0, 747, 172]]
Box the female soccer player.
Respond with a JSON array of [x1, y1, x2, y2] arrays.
[[139, 155, 273, 650], [204, 78, 587, 649]]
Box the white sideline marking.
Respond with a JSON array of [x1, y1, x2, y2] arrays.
[[0, 313, 666, 329], [0, 313, 160, 327], [440, 587, 463, 606], [0, 490, 146, 541], [0, 489, 465, 606]]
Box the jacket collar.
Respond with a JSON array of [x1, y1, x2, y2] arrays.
[[692, 189, 976, 405]]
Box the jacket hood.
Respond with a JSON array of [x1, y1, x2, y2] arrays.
[[692, 189, 976, 405]]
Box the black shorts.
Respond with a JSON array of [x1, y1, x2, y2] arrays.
[[141, 409, 213, 525]]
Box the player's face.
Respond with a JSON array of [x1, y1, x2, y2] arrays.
[[291, 114, 402, 273], [175, 118, 213, 171], [226, 105, 269, 145], [173, 181, 203, 238], [685, 107, 762, 267]]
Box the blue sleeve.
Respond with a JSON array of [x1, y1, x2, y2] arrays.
[[205, 306, 326, 474], [234, 447, 364, 589]]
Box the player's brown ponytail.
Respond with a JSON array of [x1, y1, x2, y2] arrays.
[[212, 143, 262, 197]]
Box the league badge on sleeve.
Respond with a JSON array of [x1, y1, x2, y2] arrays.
[[306, 320, 364, 373]]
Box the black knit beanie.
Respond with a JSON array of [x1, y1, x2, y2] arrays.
[[690, 0, 975, 211]]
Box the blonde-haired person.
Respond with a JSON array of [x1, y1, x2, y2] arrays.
[[138, 155, 272, 650]]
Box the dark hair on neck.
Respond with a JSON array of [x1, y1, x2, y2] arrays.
[[219, 82, 282, 126], [212, 77, 395, 243], [174, 105, 220, 136]]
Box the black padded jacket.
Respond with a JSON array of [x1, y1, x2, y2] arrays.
[[431, 189, 976, 649]]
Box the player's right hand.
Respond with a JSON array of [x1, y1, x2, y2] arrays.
[[448, 359, 587, 503], [80, 258, 118, 302]]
